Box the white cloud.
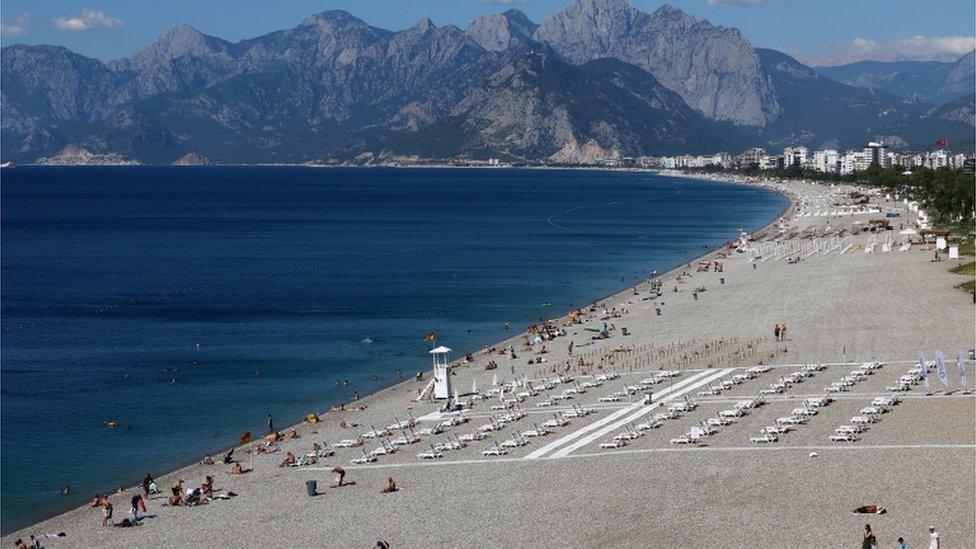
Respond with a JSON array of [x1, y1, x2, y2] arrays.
[[806, 35, 976, 65], [0, 12, 30, 37], [53, 9, 123, 32]]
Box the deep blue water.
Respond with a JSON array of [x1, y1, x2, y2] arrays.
[[0, 167, 786, 531]]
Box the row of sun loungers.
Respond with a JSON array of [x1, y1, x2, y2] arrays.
[[825, 361, 882, 393], [831, 394, 900, 442]]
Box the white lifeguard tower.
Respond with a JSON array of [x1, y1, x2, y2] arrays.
[[429, 345, 453, 400]]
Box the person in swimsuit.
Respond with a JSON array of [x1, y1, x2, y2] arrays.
[[101, 497, 114, 527], [853, 505, 887, 514]]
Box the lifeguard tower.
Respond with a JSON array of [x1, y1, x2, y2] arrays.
[[429, 345, 453, 400]]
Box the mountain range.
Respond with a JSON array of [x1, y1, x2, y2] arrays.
[[815, 51, 975, 106], [2, 0, 973, 165]]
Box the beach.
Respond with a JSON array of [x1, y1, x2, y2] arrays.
[[4, 175, 974, 548]]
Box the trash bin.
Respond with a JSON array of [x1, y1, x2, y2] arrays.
[[306, 480, 317, 497]]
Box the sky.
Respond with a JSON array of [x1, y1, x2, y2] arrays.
[[1, 0, 974, 66]]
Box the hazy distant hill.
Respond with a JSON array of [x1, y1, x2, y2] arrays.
[[2, 0, 972, 164], [816, 51, 975, 106]]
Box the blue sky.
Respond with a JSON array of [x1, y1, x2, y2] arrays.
[[1, 0, 974, 66]]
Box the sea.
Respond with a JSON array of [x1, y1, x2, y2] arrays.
[[0, 166, 788, 532]]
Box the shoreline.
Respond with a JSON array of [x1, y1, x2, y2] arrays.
[[1, 171, 793, 535]]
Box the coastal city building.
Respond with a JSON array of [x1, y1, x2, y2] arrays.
[[657, 141, 973, 175]]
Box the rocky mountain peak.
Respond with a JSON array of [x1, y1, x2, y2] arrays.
[[535, 0, 779, 126], [465, 9, 539, 52]]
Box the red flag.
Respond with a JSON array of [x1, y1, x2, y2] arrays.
[[936, 137, 947, 148]]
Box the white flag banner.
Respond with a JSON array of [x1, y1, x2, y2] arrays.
[[918, 349, 929, 388], [956, 350, 969, 386], [935, 350, 949, 388]]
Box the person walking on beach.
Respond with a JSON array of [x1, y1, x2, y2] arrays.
[[267, 413, 274, 435], [928, 526, 939, 549], [774, 324, 781, 342], [781, 324, 788, 341], [861, 524, 877, 549], [897, 537, 907, 549]]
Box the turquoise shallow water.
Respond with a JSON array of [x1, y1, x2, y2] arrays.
[[0, 166, 787, 531]]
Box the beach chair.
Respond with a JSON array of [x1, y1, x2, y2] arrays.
[[836, 424, 866, 434], [764, 424, 791, 435], [457, 431, 488, 443], [599, 439, 627, 449], [417, 444, 443, 460], [708, 414, 734, 427], [859, 406, 883, 415], [417, 425, 443, 437], [574, 404, 594, 416], [335, 438, 362, 448], [481, 441, 508, 456], [351, 449, 377, 464], [669, 435, 695, 445], [535, 397, 556, 407], [699, 384, 722, 397], [636, 419, 662, 430], [522, 423, 550, 438], [776, 416, 806, 426], [829, 432, 858, 442], [500, 432, 529, 448], [599, 394, 622, 403], [719, 409, 744, 419], [370, 439, 397, 457], [313, 443, 335, 458], [750, 429, 778, 443], [542, 413, 569, 428]]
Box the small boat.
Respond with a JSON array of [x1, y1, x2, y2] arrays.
[[0, 162, 14, 169]]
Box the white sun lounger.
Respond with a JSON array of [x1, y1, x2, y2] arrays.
[[351, 449, 377, 464], [522, 423, 550, 437], [750, 431, 778, 443], [542, 413, 569, 428], [776, 416, 806, 425], [599, 394, 622, 402], [670, 435, 697, 444], [481, 442, 508, 456], [417, 444, 443, 460], [600, 439, 627, 449], [416, 425, 443, 437], [457, 431, 488, 443], [859, 406, 883, 415], [830, 433, 858, 442], [335, 438, 362, 448]]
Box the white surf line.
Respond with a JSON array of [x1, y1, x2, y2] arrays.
[[322, 443, 976, 472], [523, 370, 716, 459], [547, 368, 734, 459]]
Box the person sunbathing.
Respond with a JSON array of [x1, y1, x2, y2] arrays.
[[852, 505, 887, 514], [279, 452, 297, 467], [200, 454, 215, 465], [283, 429, 299, 440], [381, 477, 398, 493], [228, 463, 251, 475], [168, 487, 183, 506]]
